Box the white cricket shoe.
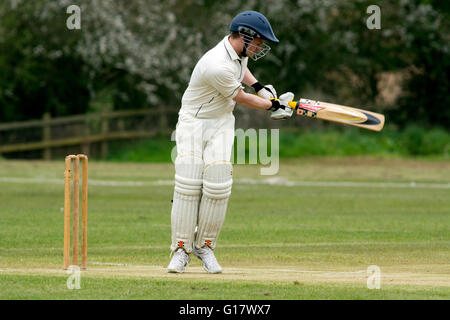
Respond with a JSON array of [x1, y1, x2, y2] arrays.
[[192, 246, 222, 274], [167, 248, 190, 273]]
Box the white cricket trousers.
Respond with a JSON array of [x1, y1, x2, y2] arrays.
[[170, 112, 235, 253], [175, 112, 235, 164]]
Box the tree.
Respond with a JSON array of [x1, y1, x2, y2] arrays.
[[0, 0, 89, 121], [0, 0, 448, 129]]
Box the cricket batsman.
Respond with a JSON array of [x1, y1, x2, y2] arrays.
[[167, 10, 294, 273]]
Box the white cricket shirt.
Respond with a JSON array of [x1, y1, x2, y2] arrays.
[[180, 35, 248, 119]]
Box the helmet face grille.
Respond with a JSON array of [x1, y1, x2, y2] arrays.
[[246, 42, 271, 61], [238, 30, 271, 61]]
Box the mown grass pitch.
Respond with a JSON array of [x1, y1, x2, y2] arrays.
[[0, 157, 449, 299]]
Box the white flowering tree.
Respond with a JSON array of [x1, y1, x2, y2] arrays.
[[0, 0, 448, 127]]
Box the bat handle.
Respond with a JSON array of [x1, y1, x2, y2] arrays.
[[288, 101, 298, 110]]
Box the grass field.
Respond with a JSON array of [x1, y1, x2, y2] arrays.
[[0, 157, 449, 300]]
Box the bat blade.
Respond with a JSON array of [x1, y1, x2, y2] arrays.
[[288, 99, 385, 132]]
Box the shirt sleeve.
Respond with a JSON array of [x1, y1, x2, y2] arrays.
[[203, 64, 243, 99]]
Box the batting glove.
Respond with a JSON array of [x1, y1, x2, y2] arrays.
[[252, 82, 277, 100], [269, 92, 294, 120]]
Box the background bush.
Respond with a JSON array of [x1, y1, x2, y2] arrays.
[[0, 0, 448, 160], [105, 125, 450, 163]]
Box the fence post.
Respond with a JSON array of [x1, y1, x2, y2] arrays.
[[158, 105, 168, 133], [81, 117, 90, 156], [42, 113, 51, 160], [101, 113, 109, 159]]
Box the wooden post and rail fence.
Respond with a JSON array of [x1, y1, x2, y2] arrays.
[[0, 109, 177, 159]]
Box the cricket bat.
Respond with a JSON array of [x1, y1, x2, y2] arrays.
[[288, 98, 385, 132]]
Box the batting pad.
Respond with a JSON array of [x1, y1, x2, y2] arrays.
[[170, 156, 204, 253], [195, 161, 233, 250]]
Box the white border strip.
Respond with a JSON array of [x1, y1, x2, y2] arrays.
[[237, 178, 450, 189], [0, 177, 448, 189], [90, 262, 367, 275]]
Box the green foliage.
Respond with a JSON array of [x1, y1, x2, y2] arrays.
[[399, 125, 450, 156], [0, 0, 90, 121], [277, 127, 449, 158], [105, 126, 450, 162], [387, 1, 450, 128], [106, 136, 176, 163], [279, 126, 449, 158], [0, 0, 448, 131]]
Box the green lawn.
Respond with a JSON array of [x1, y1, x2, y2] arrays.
[[0, 157, 449, 299]]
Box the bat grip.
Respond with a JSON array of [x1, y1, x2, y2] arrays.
[[288, 101, 298, 110], [254, 93, 298, 111]]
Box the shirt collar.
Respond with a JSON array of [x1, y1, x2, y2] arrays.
[[223, 35, 241, 61]]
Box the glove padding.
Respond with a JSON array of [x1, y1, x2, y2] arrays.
[[256, 84, 277, 100], [270, 92, 294, 120]]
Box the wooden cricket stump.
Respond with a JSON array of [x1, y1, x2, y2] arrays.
[[64, 154, 88, 270]]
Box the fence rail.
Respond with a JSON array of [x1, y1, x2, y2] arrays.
[[0, 109, 177, 159]]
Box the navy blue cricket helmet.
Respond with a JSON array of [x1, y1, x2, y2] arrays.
[[229, 11, 279, 43]]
